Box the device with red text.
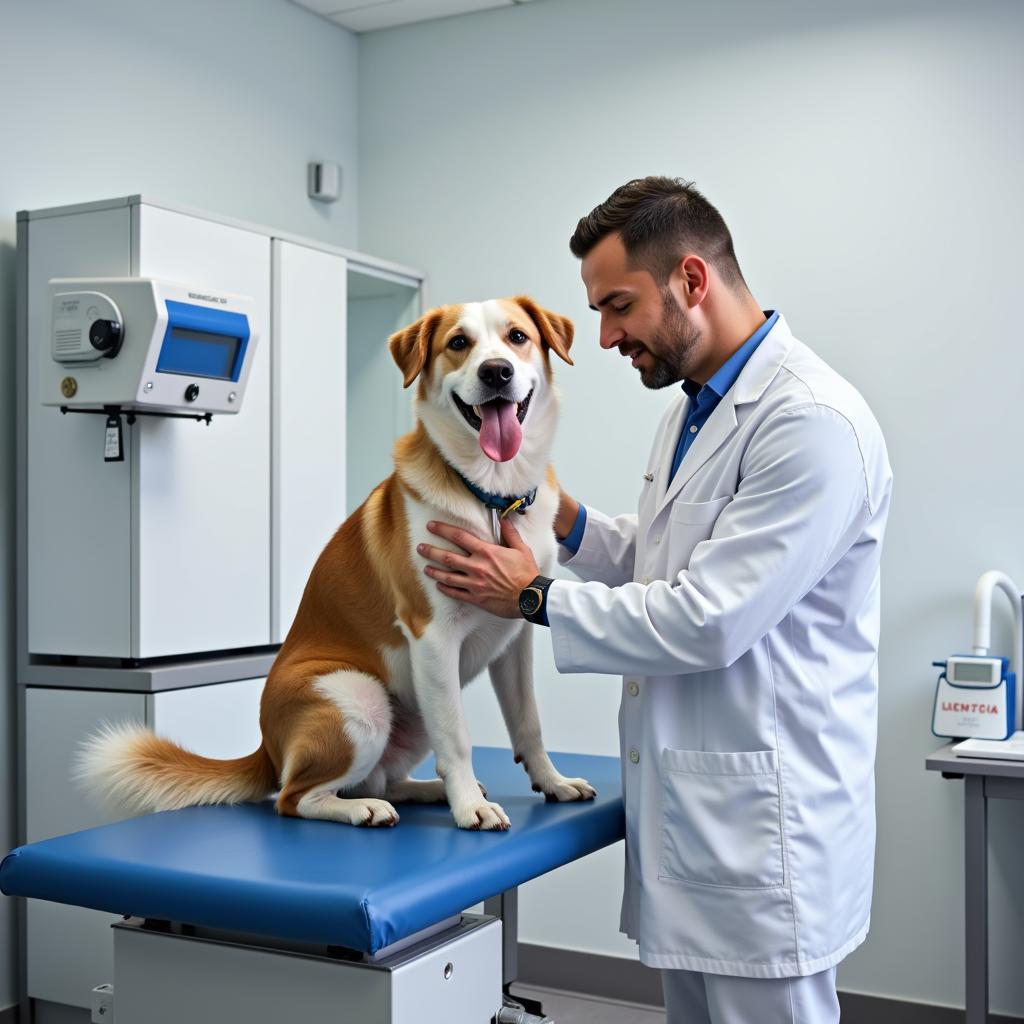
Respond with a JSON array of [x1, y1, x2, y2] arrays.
[[932, 655, 1014, 740]]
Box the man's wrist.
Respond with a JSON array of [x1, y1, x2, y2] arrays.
[[554, 492, 581, 540], [558, 504, 587, 555]]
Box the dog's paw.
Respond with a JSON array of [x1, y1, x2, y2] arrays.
[[352, 799, 400, 827], [453, 799, 510, 831], [533, 775, 597, 803]]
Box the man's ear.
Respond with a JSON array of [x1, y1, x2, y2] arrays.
[[388, 307, 446, 388], [511, 295, 575, 366]]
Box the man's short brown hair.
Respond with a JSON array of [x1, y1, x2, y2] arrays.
[[570, 176, 747, 290]]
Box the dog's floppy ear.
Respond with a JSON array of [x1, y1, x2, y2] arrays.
[[389, 307, 446, 388], [511, 295, 574, 366]]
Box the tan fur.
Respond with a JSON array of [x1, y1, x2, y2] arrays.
[[74, 722, 278, 813], [388, 305, 468, 401], [500, 296, 575, 373], [393, 421, 471, 513], [363, 476, 433, 641], [260, 476, 433, 813]]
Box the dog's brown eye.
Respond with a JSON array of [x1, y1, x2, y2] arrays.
[[448, 335, 470, 351], [509, 329, 528, 344]]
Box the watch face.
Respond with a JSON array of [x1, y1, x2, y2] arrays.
[[520, 588, 542, 615]]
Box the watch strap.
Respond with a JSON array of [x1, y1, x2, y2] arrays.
[[519, 575, 553, 626]]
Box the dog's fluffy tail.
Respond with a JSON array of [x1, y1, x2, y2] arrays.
[[74, 722, 278, 814]]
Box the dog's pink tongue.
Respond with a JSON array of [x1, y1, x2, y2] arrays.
[[479, 400, 522, 462]]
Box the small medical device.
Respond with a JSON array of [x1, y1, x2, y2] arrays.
[[933, 570, 1024, 751], [44, 278, 257, 416], [932, 655, 1014, 740]]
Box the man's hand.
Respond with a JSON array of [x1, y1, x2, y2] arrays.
[[418, 518, 540, 619]]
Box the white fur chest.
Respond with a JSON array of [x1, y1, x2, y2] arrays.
[[383, 484, 557, 707]]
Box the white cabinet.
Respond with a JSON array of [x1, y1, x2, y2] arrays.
[[25, 680, 265, 1008], [26, 202, 273, 660], [149, 678, 266, 760], [272, 240, 348, 641]]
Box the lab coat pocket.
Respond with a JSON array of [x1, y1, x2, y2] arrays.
[[665, 496, 731, 570], [659, 747, 785, 889]]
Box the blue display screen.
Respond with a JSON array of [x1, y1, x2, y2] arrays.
[[157, 328, 242, 380], [157, 300, 250, 382]]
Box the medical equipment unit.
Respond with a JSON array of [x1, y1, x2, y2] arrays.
[[932, 655, 1014, 741], [932, 570, 1024, 749], [46, 277, 256, 415], [46, 276, 258, 463], [15, 196, 424, 1022]]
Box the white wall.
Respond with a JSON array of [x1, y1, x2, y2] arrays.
[[359, 0, 1024, 1013], [0, 0, 359, 1012]]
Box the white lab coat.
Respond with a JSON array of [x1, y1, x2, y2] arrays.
[[547, 315, 892, 978]]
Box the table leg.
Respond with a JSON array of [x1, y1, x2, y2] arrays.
[[964, 774, 988, 1024], [484, 887, 518, 987]]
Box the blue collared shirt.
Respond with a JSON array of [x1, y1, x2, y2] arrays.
[[669, 310, 778, 480], [559, 310, 779, 559]]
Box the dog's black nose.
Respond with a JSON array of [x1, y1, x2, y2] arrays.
[[478, 359, 514, 390]]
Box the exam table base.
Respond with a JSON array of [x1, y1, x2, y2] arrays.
[[110, 914, 502, 1024]]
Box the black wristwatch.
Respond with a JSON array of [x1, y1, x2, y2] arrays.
[[518, 575, 553, 626]]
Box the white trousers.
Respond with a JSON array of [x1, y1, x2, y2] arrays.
[[661, 967, 839, 1024]]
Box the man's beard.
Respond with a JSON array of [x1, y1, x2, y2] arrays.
[[636, 289, 701, 390]]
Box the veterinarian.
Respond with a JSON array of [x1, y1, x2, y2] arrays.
[[418, 176, 893, 1024]]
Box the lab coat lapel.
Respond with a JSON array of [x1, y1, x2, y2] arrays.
[[654, 315, 797, 518], [656, 394, 739, 515], [651, 394, 691, 503]]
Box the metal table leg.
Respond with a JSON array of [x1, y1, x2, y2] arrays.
[[484, 888, 549, 1019], [484, 887, 518, 987], [965, 775, 988, 1024]]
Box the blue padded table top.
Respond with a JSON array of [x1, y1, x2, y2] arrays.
[[1, 748, 623, 953]]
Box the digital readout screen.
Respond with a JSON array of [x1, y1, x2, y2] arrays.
[[952, 661, 997, 683], [156, 328, 242, 380]]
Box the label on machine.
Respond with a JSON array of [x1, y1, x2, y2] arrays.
[[932, 655, 1014, 740]]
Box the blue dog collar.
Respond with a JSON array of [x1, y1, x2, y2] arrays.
[[456, 472, 537, 519]]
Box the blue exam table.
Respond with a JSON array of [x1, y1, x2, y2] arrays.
[[2, 747, 624, 1024]]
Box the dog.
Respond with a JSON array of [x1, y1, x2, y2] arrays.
[[77, 296, 595, 830]]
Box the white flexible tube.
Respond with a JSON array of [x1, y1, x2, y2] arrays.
[[972, 570, 1024, 731]]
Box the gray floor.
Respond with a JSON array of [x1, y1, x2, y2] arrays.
[[29, 990, 666, 1024], [513, 983, 666, 1024]]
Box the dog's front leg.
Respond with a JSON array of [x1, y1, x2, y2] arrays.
[[488, 626, 596, 802], [409, 636, 511, 830]]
